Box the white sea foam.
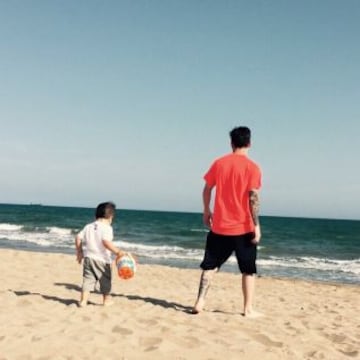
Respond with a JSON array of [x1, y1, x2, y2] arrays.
[[47, 227, 73, 235], [1, 225, 359, 280], [116, 240, 184, 252], [115, 241, 360, 277], [258, 256, 360, 275], [114, 240, 204, 261], [190, 228, 208, 233], [0, 225, 73, 248], [3, 232, 54, 247], [0, 223, 23, 231]]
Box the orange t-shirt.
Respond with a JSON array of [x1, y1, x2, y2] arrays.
[[204, 153, 262, 235]]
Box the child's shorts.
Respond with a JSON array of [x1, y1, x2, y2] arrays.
[[82, 257, 112, 294]]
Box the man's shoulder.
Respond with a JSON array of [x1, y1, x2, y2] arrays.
[[246, 157, 261, 169], [214, 153, 260, 166], [213, 153, 233, 163], [209, 153, 261, 175]]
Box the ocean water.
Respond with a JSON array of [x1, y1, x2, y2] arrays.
[[0, 204, 359, 284]]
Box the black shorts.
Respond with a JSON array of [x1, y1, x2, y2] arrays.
[[200, 231, 257, 274]]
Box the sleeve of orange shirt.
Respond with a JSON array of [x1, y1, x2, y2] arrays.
[[248, 163, 262, 191], [203, 161, 217, 188]]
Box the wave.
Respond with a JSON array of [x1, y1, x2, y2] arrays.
[[190, 228, 208, 233], [115, 240, 204, 261], [0, 223, 23, 231], [1, 224, 359, 279], [258, 256, 360, 276], [46, 227, 73, 235], [117, 240, 185, 252], [0, 223, 74, 248]]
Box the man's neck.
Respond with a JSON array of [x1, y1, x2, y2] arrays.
[[233, 147, 249, 156]]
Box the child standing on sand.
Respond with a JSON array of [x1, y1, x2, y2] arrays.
[[75, 201, 124, 307]]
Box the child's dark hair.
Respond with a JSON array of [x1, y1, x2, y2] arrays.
[[95, 202, 116, 219], [230, 126, 251, 148]]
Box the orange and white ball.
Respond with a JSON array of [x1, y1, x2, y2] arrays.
[[116, 253, 137, 279]]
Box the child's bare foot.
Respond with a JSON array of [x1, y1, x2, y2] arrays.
[[79, 291, 89, 308], [78, 300, 87, 308]]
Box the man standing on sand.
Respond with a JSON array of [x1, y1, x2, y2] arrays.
[[192, 126, 262, 317]]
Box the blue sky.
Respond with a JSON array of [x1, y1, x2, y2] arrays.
[[0, 1, 359, 219]]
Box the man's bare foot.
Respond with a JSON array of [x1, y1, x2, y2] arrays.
[[103, 295, 114, 307], [191, 298, 205, 314], [103, 300, 114, 307], [243, 310, 263, 318]]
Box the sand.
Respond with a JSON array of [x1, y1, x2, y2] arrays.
[[0, 249, 359, 360]]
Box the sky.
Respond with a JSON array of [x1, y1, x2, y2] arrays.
[[0, 1, 359, 219]]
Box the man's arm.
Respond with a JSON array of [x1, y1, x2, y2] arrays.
[[203, 183, 213, 227], [249, 189, 261, 244]]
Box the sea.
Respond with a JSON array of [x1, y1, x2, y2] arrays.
[[0, 203, 359, 285]]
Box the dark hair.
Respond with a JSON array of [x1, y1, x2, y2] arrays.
[[230, 126, 251, 148], [95, 202, 116, 219]]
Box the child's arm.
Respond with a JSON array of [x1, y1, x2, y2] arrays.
[[102, 240, 125, 257], [75, 235, 83, 264]]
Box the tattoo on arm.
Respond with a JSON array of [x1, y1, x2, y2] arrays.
[[249, 190, 260, 225]]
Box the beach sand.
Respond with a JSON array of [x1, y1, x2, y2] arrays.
[[0, 249, 359, 360]]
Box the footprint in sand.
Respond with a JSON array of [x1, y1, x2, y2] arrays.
[[160, 326, 170, 333], [306, 350, 326, 359], [171, 336, 203, 349], [17, 299, 32, 306], [339, 350, 359, 358], [138, 318, 159, 327], [100, 312, 110, 320], [112, 326, 133, 335], [251, 333, 283, 348], [139, 336, 163, 350], [284, 321, 303, 335], [325, 333, 347, 344]]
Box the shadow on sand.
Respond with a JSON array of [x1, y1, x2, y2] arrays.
[[9, 289, 79, 306], [111, 292, 193, 313], [9, 283, 193, 313]]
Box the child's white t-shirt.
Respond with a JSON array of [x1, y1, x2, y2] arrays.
[[78, 220, 113, 264]]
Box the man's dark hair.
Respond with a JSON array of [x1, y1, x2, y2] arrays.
[[95, 202, 116, 219], [230, 126, 251, 148]]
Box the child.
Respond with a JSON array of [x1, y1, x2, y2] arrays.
[[75, 201, 124, 307]]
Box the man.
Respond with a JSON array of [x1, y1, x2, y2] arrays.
[[192, 126, 262, 317]]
